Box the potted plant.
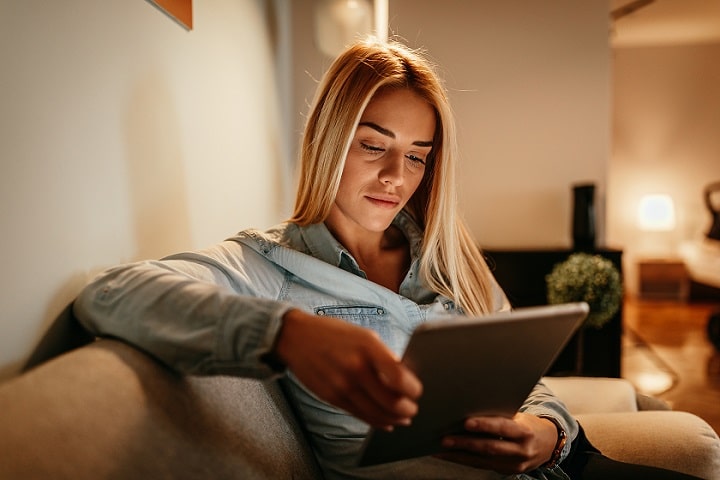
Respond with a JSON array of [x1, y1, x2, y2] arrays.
[[545, 252, 622, 374]]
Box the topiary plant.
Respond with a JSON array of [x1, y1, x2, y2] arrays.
[[546, 252, 622, 330]]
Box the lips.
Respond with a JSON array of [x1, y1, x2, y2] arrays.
[[366, 193, 401, 208]]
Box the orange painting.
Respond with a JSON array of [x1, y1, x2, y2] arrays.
[[149, 0, 193, 30]]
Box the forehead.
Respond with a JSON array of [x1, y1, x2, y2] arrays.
[[363, 87, 428, 113], [359, 87, 436, 136]]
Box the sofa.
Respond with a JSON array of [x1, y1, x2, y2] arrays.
[[0, 338, 719, 479]]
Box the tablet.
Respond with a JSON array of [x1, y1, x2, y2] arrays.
[[358, 302, 588, 466]]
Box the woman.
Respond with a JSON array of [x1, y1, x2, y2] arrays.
[[74, 40, 693, 479]]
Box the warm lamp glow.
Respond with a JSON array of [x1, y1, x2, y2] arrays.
[[314, 0, 373, 58], [638, 194, 676, 231]]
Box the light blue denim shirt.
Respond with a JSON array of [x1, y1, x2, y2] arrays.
[[74, 210, 578, 480]]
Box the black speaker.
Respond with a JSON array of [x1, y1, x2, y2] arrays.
[[572, 184, 596, 251]]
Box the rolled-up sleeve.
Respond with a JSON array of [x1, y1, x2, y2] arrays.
[[73, 242, 293, 378], [520, 380, 579, 467]]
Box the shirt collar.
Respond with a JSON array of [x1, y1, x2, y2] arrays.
[[298, 210, 424, 275]]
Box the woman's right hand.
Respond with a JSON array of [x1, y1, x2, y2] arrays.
[[274, 308, 422, 430]]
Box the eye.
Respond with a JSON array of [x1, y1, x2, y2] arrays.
[[360, 142, 384, 154], [406, 154, 426, 166]]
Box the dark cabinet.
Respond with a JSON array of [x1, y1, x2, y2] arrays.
[[483, 248, 623, 378]]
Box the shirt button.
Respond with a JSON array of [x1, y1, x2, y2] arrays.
[[377, 308, 384, 315], [317, 310, 325, 316], [444, 303, 450, 310]]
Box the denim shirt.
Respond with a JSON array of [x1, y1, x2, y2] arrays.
[[74, 210, 577, 480]]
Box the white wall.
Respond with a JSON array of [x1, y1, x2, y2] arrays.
[[608, 42, 720, 293], [387, 1, 611, 248], [0, 1, 287, 377]]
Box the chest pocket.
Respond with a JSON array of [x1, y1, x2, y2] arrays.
[[315, 305, 396, 347]]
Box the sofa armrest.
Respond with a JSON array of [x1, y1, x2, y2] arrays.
[[542, 376, 639, 414], [543, 377, 719, 478], [578, 411, 720, 479]]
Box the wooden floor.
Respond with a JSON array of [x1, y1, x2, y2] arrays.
[[622, 296, 720, 435]]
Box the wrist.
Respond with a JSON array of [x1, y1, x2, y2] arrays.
[[262, 308, 302, 372], [537, 415, 567, 470]]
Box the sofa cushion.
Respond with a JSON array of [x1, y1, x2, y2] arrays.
[[0, 339, 322, 480]]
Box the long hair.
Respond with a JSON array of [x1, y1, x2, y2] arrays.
[[290, 39, 495, 315]]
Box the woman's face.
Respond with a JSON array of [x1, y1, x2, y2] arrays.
[[327, 87, 436, 236]]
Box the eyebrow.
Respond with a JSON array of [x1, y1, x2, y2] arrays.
[[359, 121, 433, 148]]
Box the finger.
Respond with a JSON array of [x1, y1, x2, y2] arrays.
[[339, 386, 414, 429], [330, 368, 414, 428], [337, 336, 422, 420], [441, 433, 512, 455], [308, 348, 416, 428], [348, 363, 419, 425], [370, 349, 423, 399], [464, 416, 525, 440]]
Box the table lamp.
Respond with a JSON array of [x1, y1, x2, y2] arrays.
[[638, 194, 676, 232]]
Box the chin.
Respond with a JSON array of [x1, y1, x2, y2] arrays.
[[363, 218, 396, 232]]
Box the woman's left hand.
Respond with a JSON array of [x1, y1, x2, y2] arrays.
[[433, 412, 559, 474]]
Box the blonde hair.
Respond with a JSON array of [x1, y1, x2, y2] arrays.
[[290, 39, 495, 315]]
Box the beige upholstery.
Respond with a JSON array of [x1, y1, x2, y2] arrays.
[[577, 411, 720, 479], [542, 376, 640, 414], [0, 340, 321, 480], [0, 339, 718, 479], [544, 376, 720, 478]]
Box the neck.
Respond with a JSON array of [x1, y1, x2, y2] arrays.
[[325, 221, 410, 292]]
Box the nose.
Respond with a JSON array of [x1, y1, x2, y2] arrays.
[[378, 152, 405, 186]]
